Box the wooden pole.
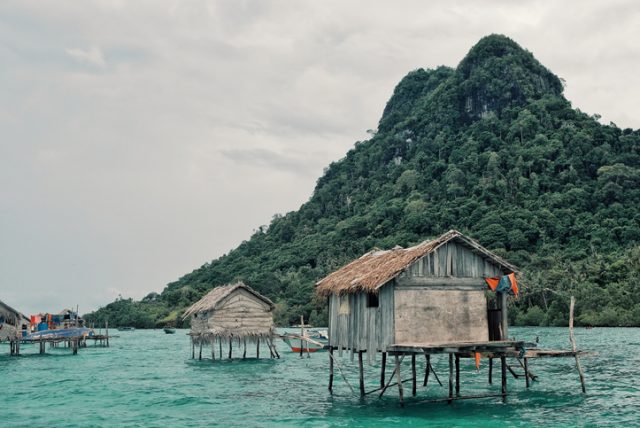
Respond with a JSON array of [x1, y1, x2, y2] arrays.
[[72, 339, 78, 355], [570, 296, 587, 393], [328, 348, 356, 395], [105, 320, 109, 347], [191, 338, 195, 359], [328, 346, 334, 393], [455, 354, 460, 397], [500, 292, 509, 339], [358, 350, 365, 396], [219, 337, 222, 358], [448, 353, 453, 404], [256, 338, 260, 359], [500, 355, 507, 402], [411, 354, 417, 397], [211, 338, 215, 361], [396, 354, 404, 406], [423, 354, 430, 386], [40, 341, 45, 355], [524, 357, 530, 388], [228, 338, 233, 359], [243, 338, 247, 359], [488, 357, 493, 384], [380, 352, 387, 388]]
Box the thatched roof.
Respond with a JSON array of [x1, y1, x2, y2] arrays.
[[316, 230, 518, 296], [0, 299, 28, 323], [182, 282, 274, 319]]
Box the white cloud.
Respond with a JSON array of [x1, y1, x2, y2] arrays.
[[65, 46, 106, 68]]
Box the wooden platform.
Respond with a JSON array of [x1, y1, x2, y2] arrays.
[[387, 340, 536, 354]]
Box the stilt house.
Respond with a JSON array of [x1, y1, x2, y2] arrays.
[[182, 282, 279, 359], [0, 299, 28, 342], [316, 230, 519, 361]]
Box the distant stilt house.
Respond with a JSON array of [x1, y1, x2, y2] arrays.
[[316, 230, 539, 403], [182, 282, 280, 360], [1, 299, 29, 355]]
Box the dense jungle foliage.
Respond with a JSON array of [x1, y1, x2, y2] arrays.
[[85, 35, 640, 329]]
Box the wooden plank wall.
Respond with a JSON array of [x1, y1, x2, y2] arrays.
[[328, 283, 394, 360], [403, 241, 505, 278]]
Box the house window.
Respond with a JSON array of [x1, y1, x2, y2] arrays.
[[338, 295, 350, 314], [366, 292, 379, 308]]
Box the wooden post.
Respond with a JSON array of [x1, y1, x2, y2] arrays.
[[569, 296, 586, 393], [488, 357, 493, 384], [328, 346, 334, 393], [72, 339, 78, 355], [243, 338, 247, 359], [380, 352, 387, 388], [500, 292, 509, 339], [411, 354, 417, 397], [358, 351, 365, 396], [105, 320, 109, 347], [524, 357, 530, 388], [423, 354, 430, 386], [198, 340, 203, 360], [256, 338, 260, 359], [448, 353, 453, 404], [191, 338, 195, 359], [455, 354, 460, 397], [500, 355, 507, 402], [228, 338, 233, 359], [211, 338, 215, 361], [395, 354, 404, 406], [219, 337, 222, 358], [40, 341, 45, 355]]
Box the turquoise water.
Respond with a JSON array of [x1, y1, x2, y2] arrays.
[[1, 327, 638, 427]]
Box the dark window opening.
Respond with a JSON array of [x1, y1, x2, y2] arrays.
[[366, 292, 379, 308]]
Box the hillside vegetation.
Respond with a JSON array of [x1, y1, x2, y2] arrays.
[[86, 35, 640, 329]]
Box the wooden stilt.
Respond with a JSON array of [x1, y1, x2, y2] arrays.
[[211, 338, 215, 361], [199, 340, 203, 360], [228, 339, 233, 359], [570, 296, 587, 393], [380, 352, 387, 388], [411, 354, 417, 397], [455, 354, 460, 397], [191, 338, 195, 359], [243, 338, 247, 359], [524, 357, 530, 388], [423, 354, 430, 386], [448, 353, 453, 404], [256, 338, 260, 359], [396, 354, 404, 406], [72, 339, 78, 355], [500, 355, 507, 402], [105, 320, 109, 347], [358, 351, 365, 397], [329, 346, 334, 393], [219, 337, 222, 358], [488, 357, 493, 384], [40, 341, 45, 355]]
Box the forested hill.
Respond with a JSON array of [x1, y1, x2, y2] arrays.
[[85, 34, 640, 329]]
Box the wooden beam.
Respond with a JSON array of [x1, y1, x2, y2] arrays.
[[396, 276, 486, 289]]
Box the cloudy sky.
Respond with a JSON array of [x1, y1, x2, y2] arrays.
[[1, 1, 638, 315]]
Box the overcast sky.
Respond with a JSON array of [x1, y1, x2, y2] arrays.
[[1, 1, 638, 315]]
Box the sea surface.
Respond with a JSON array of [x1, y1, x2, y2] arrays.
[[1, 327, 638, 427]]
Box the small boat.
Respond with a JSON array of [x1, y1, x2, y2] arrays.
[[163, 327, 176, 334], [117, 326, 135, 331], [281, 315, 329, 353]]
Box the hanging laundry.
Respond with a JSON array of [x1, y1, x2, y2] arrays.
[[485, 272, 518, 296]]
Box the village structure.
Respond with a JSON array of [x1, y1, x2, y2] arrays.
[[183, 281, 280, 360], [316, 229, 586, 405]]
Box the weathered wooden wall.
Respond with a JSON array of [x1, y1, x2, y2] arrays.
[[393, 240, 504, 344], [190, 288, 274, 337], [328, 283, 394, 359]]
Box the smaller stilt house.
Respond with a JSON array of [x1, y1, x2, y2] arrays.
[[1, 299, 29, 355], [182, 282, 279, 360]]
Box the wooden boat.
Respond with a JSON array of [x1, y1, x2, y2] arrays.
[[163, 327, 176, 334], [281, 316, 329, 353], [117, 326, 135, 331]]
